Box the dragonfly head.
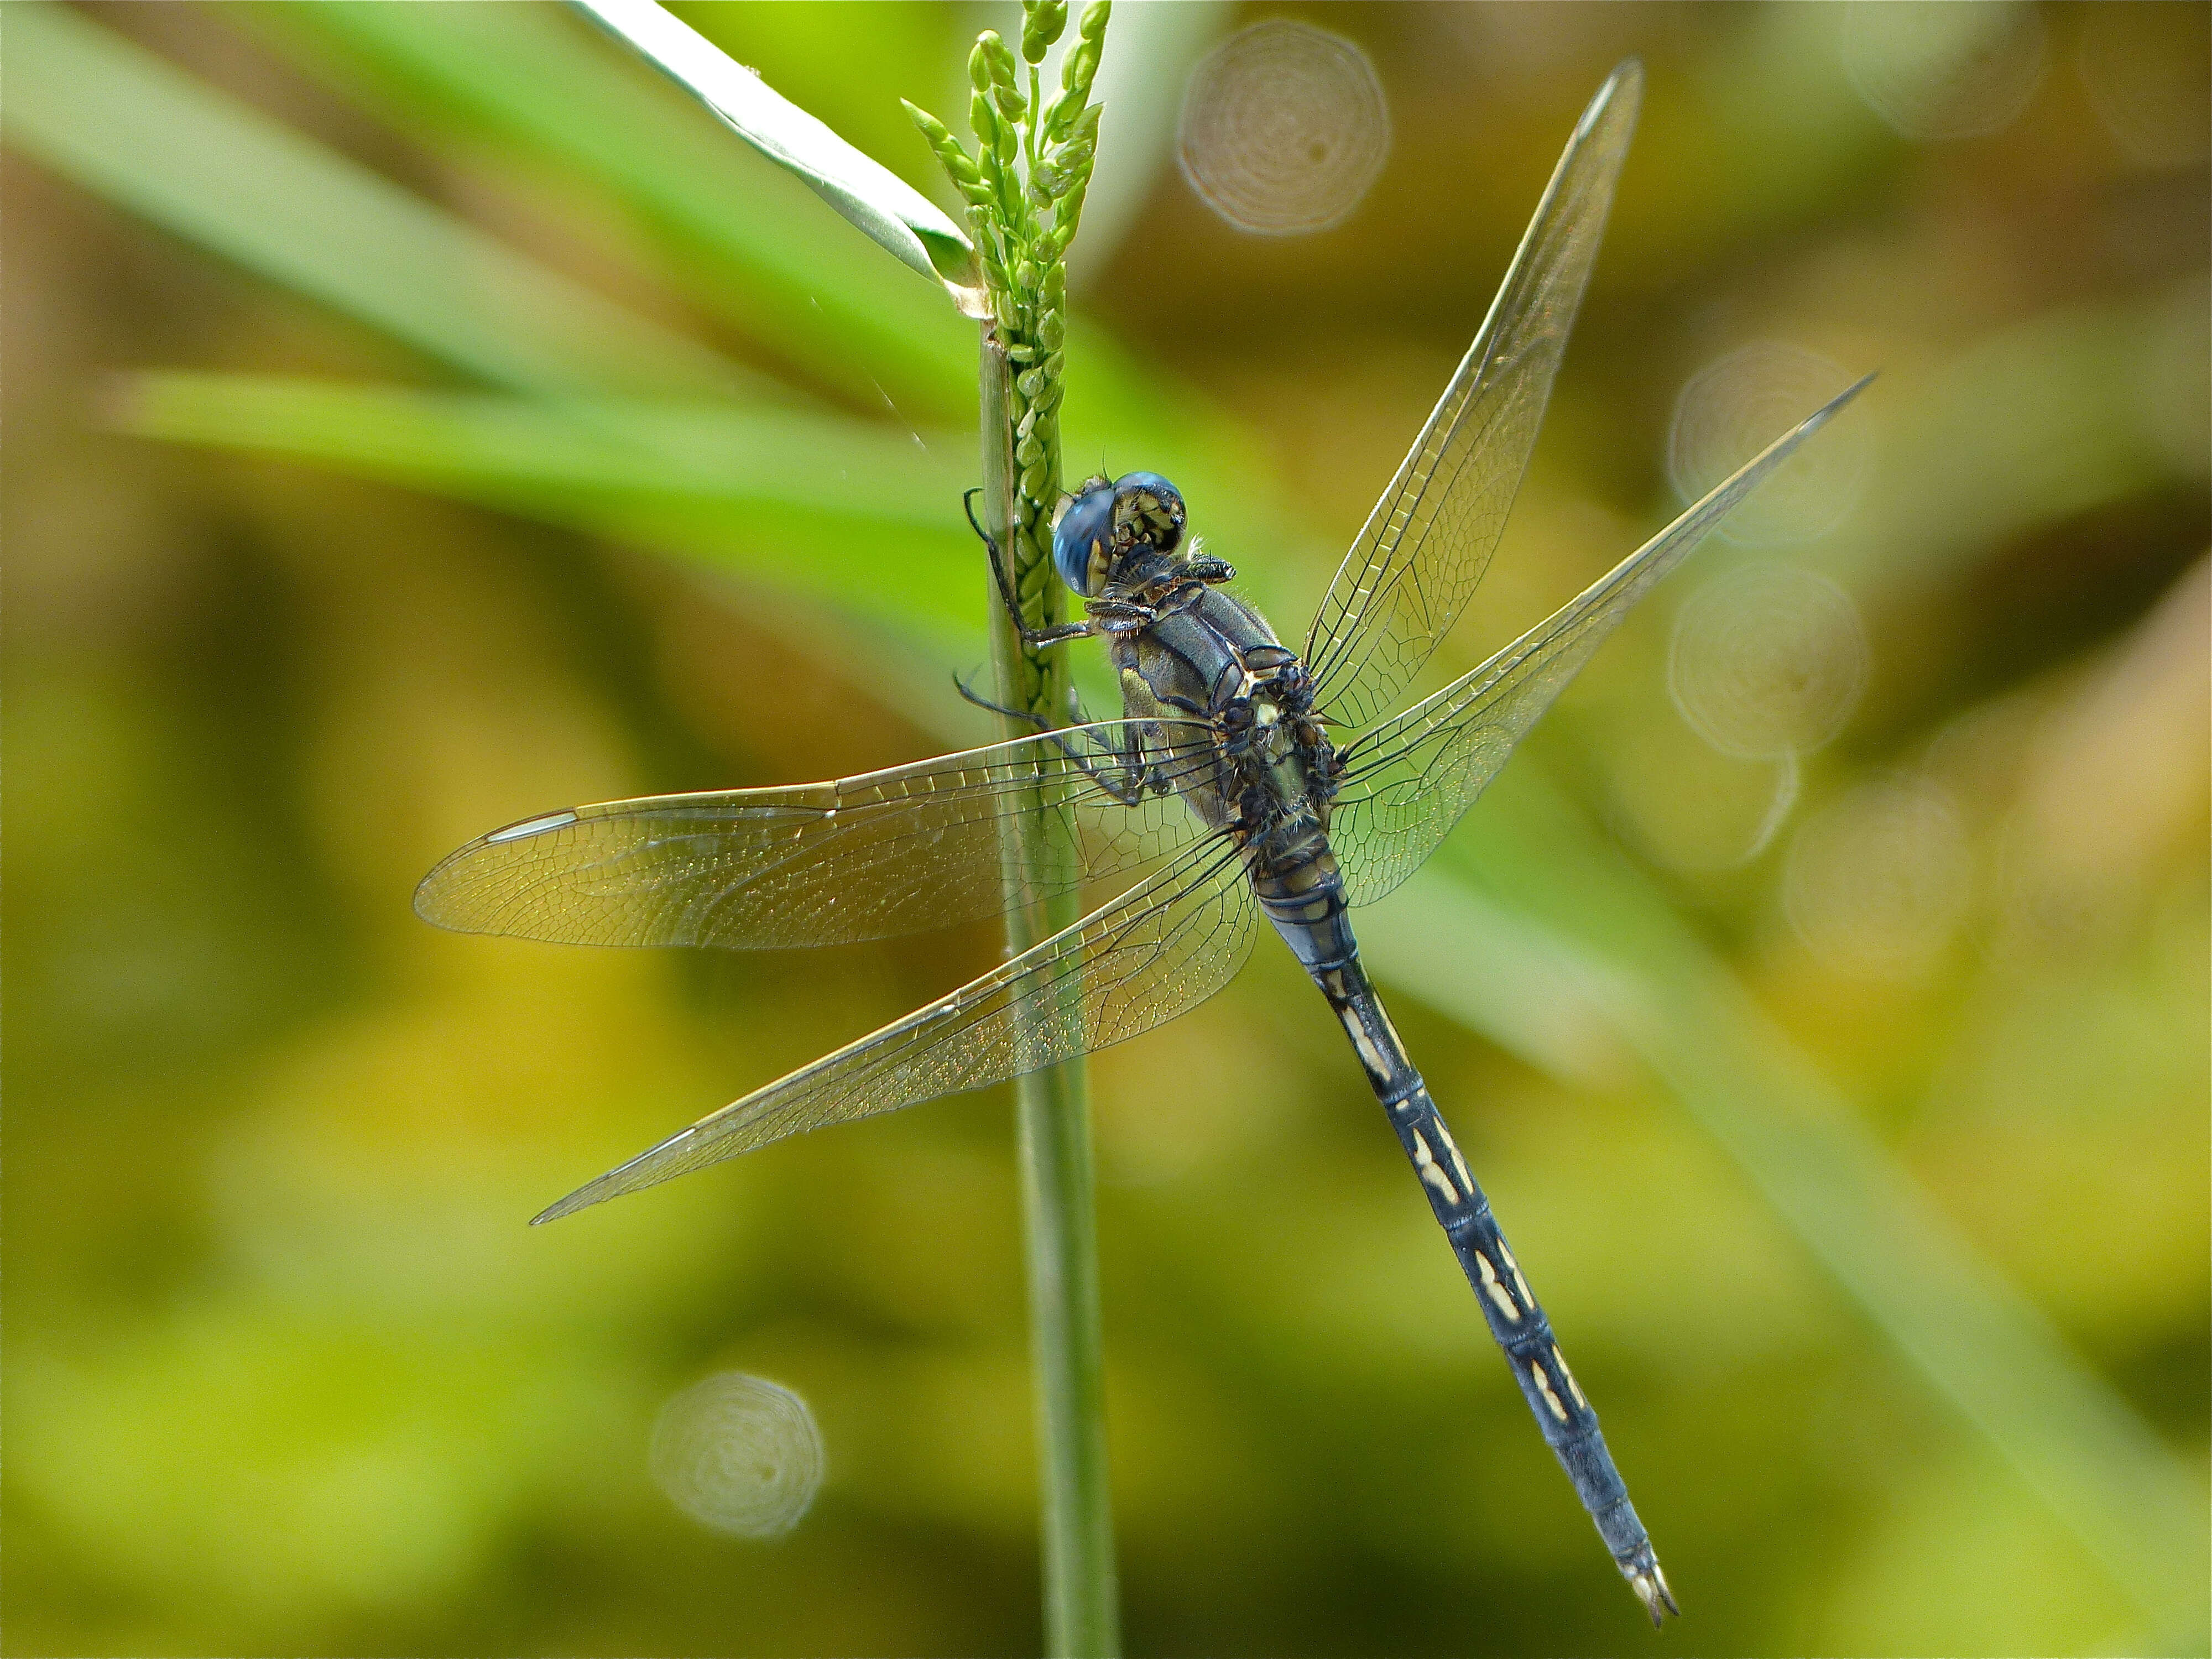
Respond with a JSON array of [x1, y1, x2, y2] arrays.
[[1052, 472, 1187, 596]]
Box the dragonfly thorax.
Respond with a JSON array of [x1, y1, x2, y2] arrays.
[[1224, 670, 1338, 849], [1108, 574, 1337, 849]]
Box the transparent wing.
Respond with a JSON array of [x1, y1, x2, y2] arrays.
[[534, 838, 1259, 1221], [415, 717, 1222, 949], [1331, 377, 1873, 906], [1303, 61, 1641, 731]]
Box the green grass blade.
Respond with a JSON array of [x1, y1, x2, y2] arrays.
[[115, 373, 962, 522], [209, 5, 1297, 556], [568, 0, 984, 312], [249, 0, 975, 415], [1, 1, 744, 399], [111, 372, 978, 643]]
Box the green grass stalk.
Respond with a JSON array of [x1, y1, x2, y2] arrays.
[[979, 328, 1119, 1659], [980, 338, 1119, 1658], [945, 7, 1120, 1650]]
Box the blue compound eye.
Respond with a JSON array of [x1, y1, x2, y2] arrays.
[[1052, 477, 1117, 596], [1113, 472, 1185, 554]]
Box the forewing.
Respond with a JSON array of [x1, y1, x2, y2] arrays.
[[415, 718, 1219, 949], [1331, 377, 1873, 905], [533, 838, 1259, 1221], [1303, 62, 1641, 730]]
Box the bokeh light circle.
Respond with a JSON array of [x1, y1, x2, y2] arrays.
[[1670, 564, 1869, 759], [1177, 20, 1390, 236], [1668, 342, 1874, 546], [649, 1373, 824, 1539], [1783, 779, 1973, 975], [1840, 0, 2047, 142], [2077, 2, 2212, 169]]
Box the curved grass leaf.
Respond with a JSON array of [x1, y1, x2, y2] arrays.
[[249, 0, 975, 416], [568, 0, 984, 315], [228, 2, 1297, 572]]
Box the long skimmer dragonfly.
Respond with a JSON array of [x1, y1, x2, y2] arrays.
[[418, 62, 1866, 1623]]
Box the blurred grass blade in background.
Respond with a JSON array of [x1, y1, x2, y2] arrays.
[[248, 0, 978, 416], [112, 375, 965, 524], [568, 0, 985, 314], [3, 0, 745, 399], [1824, 299, 2205, 593], [113, 373, 978, 648], [242, 0, 1294, 546]]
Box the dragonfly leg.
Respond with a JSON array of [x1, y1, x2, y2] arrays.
[[965, 488, 1095, 650], [953, 669, 1053, 731], [950, 672, 1156, 807], [1047, 719, 1157, 807], [1088, 599, 1161, 632]]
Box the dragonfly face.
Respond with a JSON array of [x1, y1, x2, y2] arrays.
[[1052, 469, 1186, 596], [415, 60, 1870, 1624]]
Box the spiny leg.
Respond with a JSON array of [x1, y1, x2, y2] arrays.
[[952, 669, 1062, 732], [964, 487, 1094, 651], [949, 671, 1157, 810]]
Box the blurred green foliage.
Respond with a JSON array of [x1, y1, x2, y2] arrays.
[[4, 3, 2206, 1656]]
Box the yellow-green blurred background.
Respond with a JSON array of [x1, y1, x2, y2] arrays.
[[6, 3, 2207, 1655]]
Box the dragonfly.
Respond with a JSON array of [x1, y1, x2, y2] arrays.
[[418, 60, 1866, 1624]]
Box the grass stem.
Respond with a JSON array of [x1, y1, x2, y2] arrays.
[[980, 338, 1120, 1658]]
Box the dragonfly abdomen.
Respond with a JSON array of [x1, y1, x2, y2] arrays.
[[1244, 836, 1358, 974], [1311, 947, 1679, 1624]]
